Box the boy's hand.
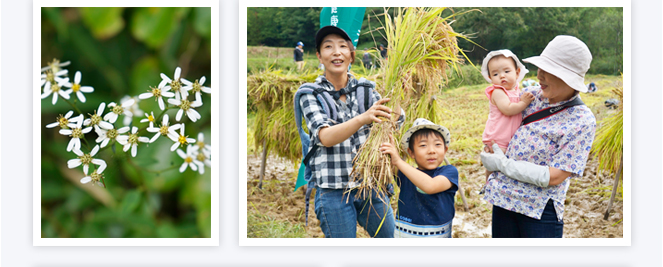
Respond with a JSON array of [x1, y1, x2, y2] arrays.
[[361, 98, 393, 125], [379, 141, 401, 165], [521, 92, 535, 104]]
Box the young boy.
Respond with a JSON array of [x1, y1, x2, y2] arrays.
[[380, 118, 459, 238]]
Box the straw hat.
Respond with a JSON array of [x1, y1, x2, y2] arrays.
[[481, 49, 529, 84], [401, 118, 451, 149], [523, 35, 592, 93]]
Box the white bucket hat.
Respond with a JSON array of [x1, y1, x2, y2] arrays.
[[481, 49, 529, 84], [401, 118, 451, 149], [523, 35, 592, 93]]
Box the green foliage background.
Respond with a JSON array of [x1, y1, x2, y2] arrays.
[[40, 7, 212, 238], [247, 7, 623, 75]]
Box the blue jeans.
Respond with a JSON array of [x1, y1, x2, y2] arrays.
[[492, 199, 564, 238], [314, 187, 395, 238]]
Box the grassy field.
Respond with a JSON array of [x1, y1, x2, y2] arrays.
[[246, 46, 623, 238]]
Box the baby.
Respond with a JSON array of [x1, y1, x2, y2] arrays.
[[481, 50, 534, 180]]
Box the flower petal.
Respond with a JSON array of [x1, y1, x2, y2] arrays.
[[80, 176, 92, 184], [91, 145, 100, 156], [158, 97, 165, 111], [67, 159, 82, 168], [174, 67, 181, 80], [170, 142, 179, 151], [97, 162, 107, 173], [75, 71, 82, 84], [177, 149, 187, 159], [200, 76, 206, 85], [80, 86, 94, 93], [77, 91, 86, 103], [176, 109, 183, 121], [117, 126, 130, 133], [99, 121, 113, 130], [179, 163, 187, 173], [46, 122, 59, 128], [131, 145, 137, 157], [139, 92, 153, 99], [83, 164, 89, 175]]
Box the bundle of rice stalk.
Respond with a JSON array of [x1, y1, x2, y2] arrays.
[[351, 7, 467, 201], [591, 76, 623, 176]]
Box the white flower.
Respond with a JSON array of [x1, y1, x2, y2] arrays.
[[146, 114, 181, 143], [84, 102, 114, 130], [160, 67, 188, 101], [138, 79, 175, 110], [46, 110, 80, 129], [41, 69, 69, 93], [140, 111, 157, 128], [59, 114, 92, 152], [167, 98, 202, 122], [168, 123, 195, 152], [67, 145, 107, 175], [116, 126, 150, 157], [41, 58, 71, 73], [177, 145, 204, 173], [120, 96, 143, 125], [192, 146, 210, 174], [80, 170, 105, 187], [95, 124, 128, 148], [194, 132, 212, 156], [104, 98, 135, 123], [63, 71, 94, 103], [41, 77, 71, 105], [182, 76, 211, 106]]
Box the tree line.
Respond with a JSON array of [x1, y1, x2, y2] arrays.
[[247, 7, 623, 75]]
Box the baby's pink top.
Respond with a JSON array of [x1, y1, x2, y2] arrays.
[[482, 85, 523, 149]]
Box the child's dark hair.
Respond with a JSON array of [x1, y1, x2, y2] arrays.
[[408, 129, 446, 152]]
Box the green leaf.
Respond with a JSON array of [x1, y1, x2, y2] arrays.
[[130, 56, 160, 97], [79, 7, 125, 39], [157, 222, 179, 238], [192, 7, 211, 39], [118, 189, 142, 216], [131, 7, 187, 49]]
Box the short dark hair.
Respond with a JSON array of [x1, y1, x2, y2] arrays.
[[408, 129, 446, 152]]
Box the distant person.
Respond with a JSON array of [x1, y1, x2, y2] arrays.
[[380, 118, 459, 238], [294, 41, 305, 72], [480, 50, 534, 182], [379, 43, 388, 60], [362, 48, 372, 69]]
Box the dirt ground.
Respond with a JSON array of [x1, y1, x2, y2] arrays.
[[246, 151, 624, 238]]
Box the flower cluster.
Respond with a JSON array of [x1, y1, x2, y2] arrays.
[[41, 59, 212, 187]]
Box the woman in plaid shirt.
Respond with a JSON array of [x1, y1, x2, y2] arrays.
[[299, 25, 404, 238]]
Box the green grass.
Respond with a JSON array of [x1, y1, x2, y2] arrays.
[[247, 208, 307, 238]]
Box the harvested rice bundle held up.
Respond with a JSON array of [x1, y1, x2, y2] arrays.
[[351, 7, 468, 202]]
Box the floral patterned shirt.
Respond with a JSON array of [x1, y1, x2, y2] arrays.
[[483, 86, 596, 221]]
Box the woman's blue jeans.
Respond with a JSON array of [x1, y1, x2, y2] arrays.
[[314, 187, 395, 238], [492, 199, 564, 238]]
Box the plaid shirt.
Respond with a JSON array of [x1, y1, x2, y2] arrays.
[[299, 74, 405, 189]]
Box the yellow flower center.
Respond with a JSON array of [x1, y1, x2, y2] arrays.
[[150, 86, 162, 98], [79, 153, 93, 165], [57, 114, 69, 128], [128, 133, 139, 144], [191, 79, 202, 93], [72, 83, 81, 93], [90, 171, 103, 184], [159, 125, 170, 136], [171, 80, 182, 92], [179, 99, 191, 111], [148, 114, 155, 122], [89, 112, 102, 126], [196, 153, 206, 162], [106, 128, 118, 139], [112, 105, 124, 115], [49, 59, 62, 73], [71, 128, 83, 138], [51, 83, 60, 93], [185, 156, 193, 164], [197, 141, 206, 150], [178, 135, 189, 146], [45, 70, 55, 83]]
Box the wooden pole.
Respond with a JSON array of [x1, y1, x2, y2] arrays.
[[603, 155, 623, 220], [258, 140, 268, 189]]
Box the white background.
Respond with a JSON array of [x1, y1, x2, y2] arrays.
[[2, 0, 662, 266]]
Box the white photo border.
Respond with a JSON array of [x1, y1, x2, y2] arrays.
[[33, 0, 220, 246]]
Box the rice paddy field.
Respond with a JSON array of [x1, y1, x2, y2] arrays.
[[245, 46, 624, 238]]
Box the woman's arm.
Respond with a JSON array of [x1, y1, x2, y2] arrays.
[[318, 98, 393, 147], [549, 167, 572, 186], [491, 88, 534, 116]]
